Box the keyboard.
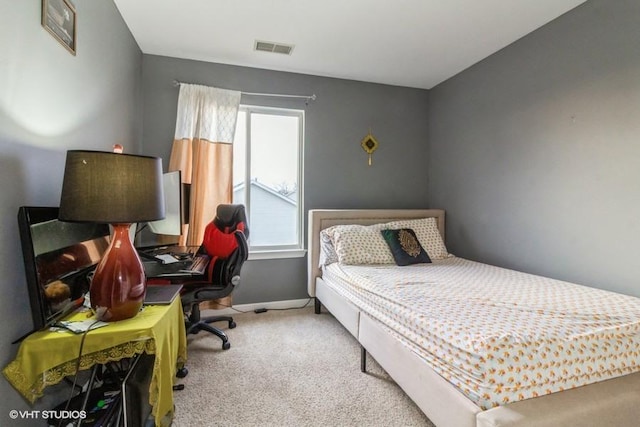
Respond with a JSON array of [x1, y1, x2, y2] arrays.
[[180, 254, 209, 275]]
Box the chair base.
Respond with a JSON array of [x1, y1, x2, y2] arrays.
[[185, 304, 236, 350]]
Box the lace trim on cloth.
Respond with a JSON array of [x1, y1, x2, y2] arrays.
[[4, 340, 153, 404], [3, 301, 187, 427], [4, 338, 186, 422], [4, 338, 186, 426]]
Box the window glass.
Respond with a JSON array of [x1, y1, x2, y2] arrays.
[[233, 107, 303, 251]]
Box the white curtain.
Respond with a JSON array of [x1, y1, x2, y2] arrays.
[[168, 84, 241, 246]]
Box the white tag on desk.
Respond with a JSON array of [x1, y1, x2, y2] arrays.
[[57, 319, 109, 333], [156, 254, 180, 264]]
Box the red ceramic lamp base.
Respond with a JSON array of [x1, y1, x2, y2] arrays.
[[90, 223, 146, 321]]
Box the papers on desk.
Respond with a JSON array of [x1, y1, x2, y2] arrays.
[[55, 319, 109, 334], [156, 254, 180, 264]]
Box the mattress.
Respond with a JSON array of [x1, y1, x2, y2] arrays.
[[322, 257, 640, 409]]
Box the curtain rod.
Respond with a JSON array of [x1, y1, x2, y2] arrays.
[[172, 79, 316, 103]]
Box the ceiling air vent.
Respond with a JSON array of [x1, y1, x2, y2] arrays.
[[254, 40, 294, 55]]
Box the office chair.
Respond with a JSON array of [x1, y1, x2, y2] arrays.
[[180, 204, 249, 350]]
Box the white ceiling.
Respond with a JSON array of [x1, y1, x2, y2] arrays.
[[113, 0, 588, 90]]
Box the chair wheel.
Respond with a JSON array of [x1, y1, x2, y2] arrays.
[[222, 341, 231, 350], [229, 321, 236, 329], [176, 367, 188, 378]]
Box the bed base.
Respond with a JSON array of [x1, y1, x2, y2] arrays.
[[308, 209, 640, 427], [314, 280, 480, 427]]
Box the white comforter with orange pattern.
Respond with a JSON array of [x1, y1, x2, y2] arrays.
[[322, 257, 640, 409]]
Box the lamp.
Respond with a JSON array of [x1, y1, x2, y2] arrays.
[[59, 149, 165, 321]]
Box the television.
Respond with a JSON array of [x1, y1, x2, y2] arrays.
[[17, 206, 111, 331], [136, 171, 188, 248]]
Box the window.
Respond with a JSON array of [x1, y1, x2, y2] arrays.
[[233, 106, 304, 257]]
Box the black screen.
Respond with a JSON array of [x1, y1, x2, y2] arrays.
[[17, 206, 110, 330]]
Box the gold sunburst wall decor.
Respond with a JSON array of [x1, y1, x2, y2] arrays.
[[360, 130, 379, 166]]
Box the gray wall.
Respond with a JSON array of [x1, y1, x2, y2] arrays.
[[428, 0, 640, 297], [0, 0, 142, 422], [141, 55, 430, 304]]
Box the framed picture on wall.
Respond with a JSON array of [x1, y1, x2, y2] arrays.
[[42, 0, 76, 55]]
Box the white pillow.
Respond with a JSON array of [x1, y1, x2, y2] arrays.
[[318, 229, 339, 266], [382, 217, 449, 260], [324, 223, 394, 265]]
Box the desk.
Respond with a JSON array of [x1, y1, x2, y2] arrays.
[[3, 297, 187, 426]]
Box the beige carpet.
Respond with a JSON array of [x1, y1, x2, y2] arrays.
[[172, 306, 434, 427]]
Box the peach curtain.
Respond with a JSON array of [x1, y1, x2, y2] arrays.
[[168, 84, 241, 247]]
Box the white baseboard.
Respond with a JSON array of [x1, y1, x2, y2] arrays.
[[200, 298, 313, 316]]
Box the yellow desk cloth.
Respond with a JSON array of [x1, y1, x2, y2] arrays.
[[3, 298, 187, 427]]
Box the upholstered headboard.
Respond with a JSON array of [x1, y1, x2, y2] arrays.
[[307, 209, 445, 296]]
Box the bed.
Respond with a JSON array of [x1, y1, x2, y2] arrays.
[[307, 209, 640, 427]]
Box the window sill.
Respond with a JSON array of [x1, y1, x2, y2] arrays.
[[248, 249, 307, 260]]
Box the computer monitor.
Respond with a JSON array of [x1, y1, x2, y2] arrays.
[[148, 170, 183, 236], [137, 170, 188, 248], [17, 206, 111, 331]]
